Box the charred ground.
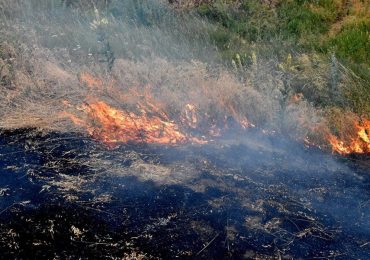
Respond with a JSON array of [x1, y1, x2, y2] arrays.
[[0, 129, 369, 259], [0, 1, 369, 259]]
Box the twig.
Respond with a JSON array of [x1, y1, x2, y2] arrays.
[[196, 233, 219, 256]]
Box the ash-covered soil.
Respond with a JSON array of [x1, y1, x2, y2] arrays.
[[0, 129, 369, 259]]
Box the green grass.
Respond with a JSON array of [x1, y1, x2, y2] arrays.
[[191, 0, 370, 115], [198, 1, 279, 42], [327, 21, 370, 65], [278, 1, 329, 37], [195, 0, 369, 63]]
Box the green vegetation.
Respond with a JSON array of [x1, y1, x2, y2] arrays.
[[328, 21, 370, 64], [186, 0, 370, 115], [279, 0, 330, 38]]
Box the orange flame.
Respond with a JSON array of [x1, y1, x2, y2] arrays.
[[84, 101, 190, 146], [62, 72, 256, 146], [327, 119, 370, 155], [65, 73, 370, 154], [61, 73, 213, 146]]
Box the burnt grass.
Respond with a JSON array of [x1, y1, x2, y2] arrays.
[[0, 129, 370, 259]]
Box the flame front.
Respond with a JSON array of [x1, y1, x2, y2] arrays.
[[62, 73, 213, 146], [327, 119, 370, 155], [64, 73, 370, 154], [62, 73, 253, 147], [84, 101, 189, 146]]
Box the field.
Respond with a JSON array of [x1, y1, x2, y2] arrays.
[[0, 0, 369, 258]]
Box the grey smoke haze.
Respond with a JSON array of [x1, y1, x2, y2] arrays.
[[0, 0, 321, 141], [0, 2, 369, 258]]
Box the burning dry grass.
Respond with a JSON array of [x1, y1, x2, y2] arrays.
[[60, 57, 307, 146], [0, 0, 369, 154], [324, 110, 370, 154]]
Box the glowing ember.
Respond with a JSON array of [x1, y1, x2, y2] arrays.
[[327, 118, 370, 155]]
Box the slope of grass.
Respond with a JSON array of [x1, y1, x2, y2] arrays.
[[178, 0, 370, 115], [327, 21, 370, 64]]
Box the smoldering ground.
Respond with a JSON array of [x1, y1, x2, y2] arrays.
[[0, 0, 369, 259]]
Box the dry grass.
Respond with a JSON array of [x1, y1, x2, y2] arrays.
[[0, 0, 367, 151]]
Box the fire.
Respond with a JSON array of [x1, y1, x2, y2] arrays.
[[62, 73, 256, 147], [63, 100, 207, 147], [83, 101, 190, 146], [62, 74, 212, 146], [327, 118, 370, 155], [66, 73, 368, 155], [75, 73, 198, 146], [64, 73, 370, 154]]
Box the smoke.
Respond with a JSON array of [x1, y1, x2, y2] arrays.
[[0, 2, 369, 257], [0, 0, 360, 151]]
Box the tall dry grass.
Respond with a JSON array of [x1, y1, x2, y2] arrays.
[[0, 0, 364, 150]]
